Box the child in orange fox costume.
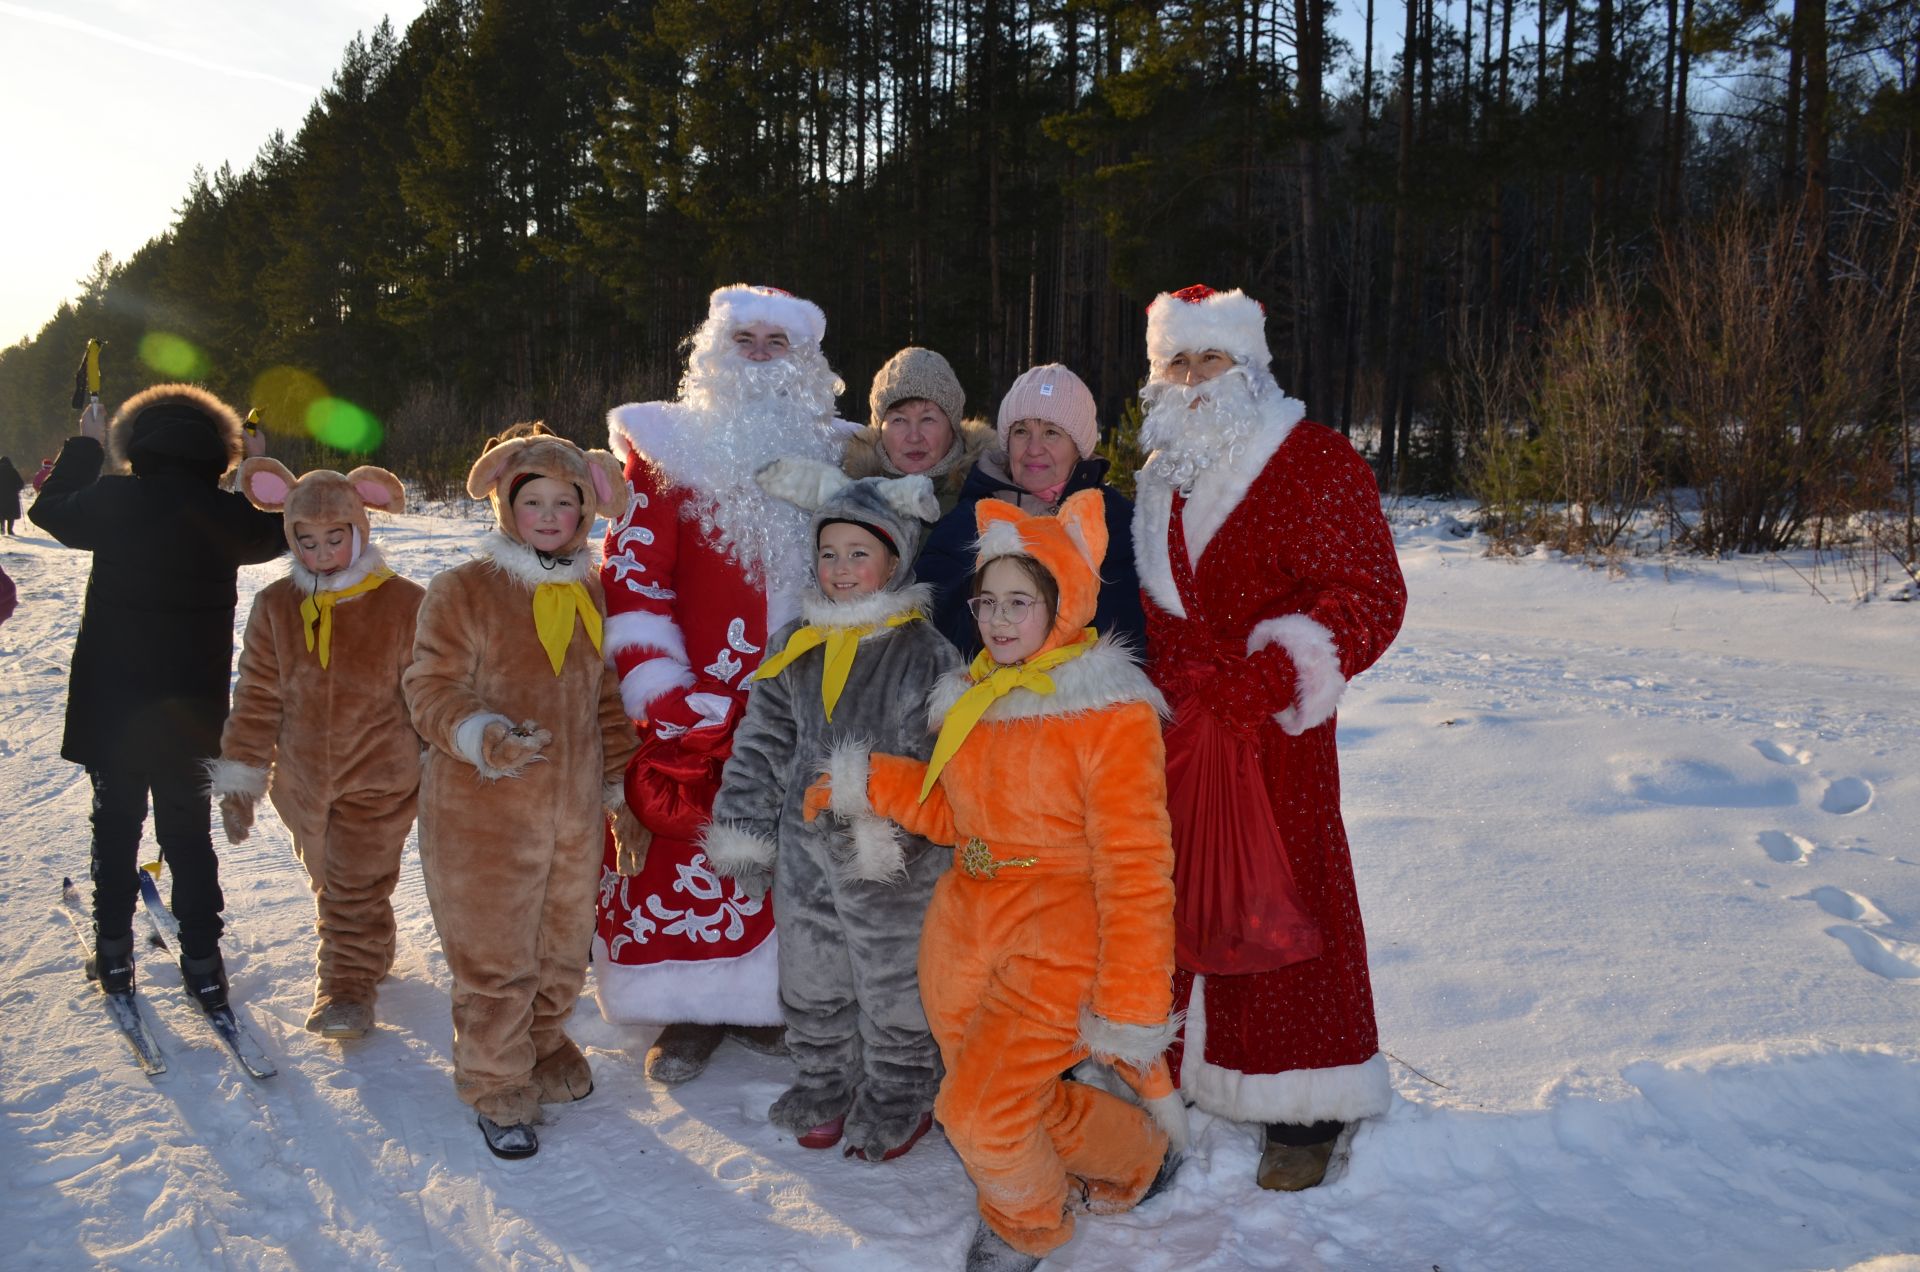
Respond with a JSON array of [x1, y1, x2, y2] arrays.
[[807, 490, 1185, 1266]]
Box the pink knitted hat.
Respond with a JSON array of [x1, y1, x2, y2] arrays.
[[994, 363, 1098, 458]]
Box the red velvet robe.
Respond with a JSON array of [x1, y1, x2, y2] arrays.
[[591, 402, 818, 1027], [1134, 409, 1407, 1126]]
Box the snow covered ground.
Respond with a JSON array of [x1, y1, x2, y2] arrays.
[[1, 496, 1914, 1271]]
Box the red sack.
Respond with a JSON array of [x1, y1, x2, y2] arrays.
[[624, 720, 737, 841], [1163, 692, 1322, 975]]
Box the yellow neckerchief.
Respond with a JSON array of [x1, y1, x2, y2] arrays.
[[299, 567, 395, 669], [920, 627, 1099, 800], [752, 611, 922, 721], [533, 580, 604, 675]]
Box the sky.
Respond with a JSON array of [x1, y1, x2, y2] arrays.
[[0, 0, 431, 349]]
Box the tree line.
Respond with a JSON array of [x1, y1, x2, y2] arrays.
[[1, 0, 1916, 551]]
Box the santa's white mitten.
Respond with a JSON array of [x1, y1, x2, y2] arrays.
[[480, 719, 550, 777], [219, 792, 255, 844]]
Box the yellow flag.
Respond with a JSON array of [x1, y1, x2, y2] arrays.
[[297, 567, 394, 669], [753, 612, 921, 721], [920, 628, 1098, 800], [533, 580, 603, 675]]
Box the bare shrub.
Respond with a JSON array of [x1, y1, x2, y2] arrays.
[[1453, 323, 1545, 549]]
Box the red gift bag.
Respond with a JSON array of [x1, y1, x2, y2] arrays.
[[624, 720, 737, 842], [1163, 693, 1322, 975]]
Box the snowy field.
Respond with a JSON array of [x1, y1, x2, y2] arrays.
[[1, 496, 1915, 1272]]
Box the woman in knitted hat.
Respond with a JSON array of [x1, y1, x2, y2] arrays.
[[403, 425, 647, 1159], [916, 363, 1145, 659], [804, 491, 1184, 1271], [843, 346, 994, 517]]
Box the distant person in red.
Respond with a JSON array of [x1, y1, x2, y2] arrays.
[[1131, 285, 1407, 1191], [31, 457, 56, 493]]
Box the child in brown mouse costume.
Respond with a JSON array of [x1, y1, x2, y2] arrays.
[[210, 458, 424, 1041], [403, 426, 646, 1159]]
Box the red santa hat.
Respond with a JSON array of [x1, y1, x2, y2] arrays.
[[707, 284, 828, 347], [1144, 283, 1270, 369]]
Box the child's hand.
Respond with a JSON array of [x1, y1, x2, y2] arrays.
[[481, 719, 551, 777], [219, 792, 255, 844], [801, 775, 833, 822], [611, 800, 651, 876]]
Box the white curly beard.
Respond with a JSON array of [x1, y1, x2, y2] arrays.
[[1138, 366, 1279, 495], [670, 328, 846, 589]]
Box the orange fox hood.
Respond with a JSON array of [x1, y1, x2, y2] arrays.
[[973, 489, 1107, 655]]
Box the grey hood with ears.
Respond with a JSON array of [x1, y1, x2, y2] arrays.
[[754, 459, 939, 595]]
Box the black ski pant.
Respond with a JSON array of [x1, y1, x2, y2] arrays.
[[88, 765, 224, 958]]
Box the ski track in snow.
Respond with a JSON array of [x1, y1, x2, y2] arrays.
[[2, 505, 1917, 1271]]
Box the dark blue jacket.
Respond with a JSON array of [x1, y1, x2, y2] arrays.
[[918, 451, 1147, 660]]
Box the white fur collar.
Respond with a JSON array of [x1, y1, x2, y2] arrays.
[[926, 635, 1168, 727], [1133, 410, 1300, 618], [479, 530, 593, 587], [797, 581, 932, 631], [288, 543, 392, 595]]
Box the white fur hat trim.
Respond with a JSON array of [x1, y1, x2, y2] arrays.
[[1145, 286, 1270, 369], [708, 284, 827, 346]]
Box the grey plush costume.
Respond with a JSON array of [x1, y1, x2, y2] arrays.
[[702, 459, 962, 1161]]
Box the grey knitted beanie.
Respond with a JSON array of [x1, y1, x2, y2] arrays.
[[868, 347, 965, 432]]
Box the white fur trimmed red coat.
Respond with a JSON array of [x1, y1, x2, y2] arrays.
[[1134, 410, 1407, 1127], [592, 403, 829, 1026]]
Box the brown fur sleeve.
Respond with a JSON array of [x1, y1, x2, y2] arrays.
[[598, 659, 639, 791], [219, 591, 286, 773], [402, 569, 495, 759]]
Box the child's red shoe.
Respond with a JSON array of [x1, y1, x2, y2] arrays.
[[845, 1110, 934, 1162], [797, 1114, 845, 1149]]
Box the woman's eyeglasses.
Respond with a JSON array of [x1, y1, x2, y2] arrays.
[[967, 595, 1037, 625]]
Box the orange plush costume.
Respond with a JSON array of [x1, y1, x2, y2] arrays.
[[810, 491, 1184, 1259], [212, 460, 423, 1036]]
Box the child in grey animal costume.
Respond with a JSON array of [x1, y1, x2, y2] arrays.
[[702, 458, 961, 1162]]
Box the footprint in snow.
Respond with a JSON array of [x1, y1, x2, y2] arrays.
[[1757, 830, 1815, 864], [1799, 886, 1890, 925], [1617, 758, 1798, 809], [1824, 926, 1920, 980], [1753, 738, 1812, 765], [1820, 777, 1874, 816]]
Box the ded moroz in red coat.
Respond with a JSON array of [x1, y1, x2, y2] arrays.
[[592, 402, 829, 1027], [1134, 403, 1407, 1127]]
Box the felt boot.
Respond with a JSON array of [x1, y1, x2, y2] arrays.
[[728, 1023, 789, 1057], [1257, 1121, 1343, 1191], [964, 1220, 1042, 1272], [645, 1021, 725, 1084], [309, 999, 375, 1040]]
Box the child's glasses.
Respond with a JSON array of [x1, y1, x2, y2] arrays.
[[967, 596, 1036, 626]]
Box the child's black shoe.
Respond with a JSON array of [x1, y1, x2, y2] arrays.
[[179, 950, 229, 1013]]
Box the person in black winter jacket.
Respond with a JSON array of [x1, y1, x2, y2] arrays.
[[0, 456, 25, 535], [917, 364, 1146, 660], [30, 384, 286, 1009]]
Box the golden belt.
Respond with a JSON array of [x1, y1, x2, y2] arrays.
[[958, 837, 1039, 881]]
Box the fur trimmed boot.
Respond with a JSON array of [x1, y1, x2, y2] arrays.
[[645, 1021, 725, 1084]]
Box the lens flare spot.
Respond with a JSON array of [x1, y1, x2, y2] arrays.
[[138, 332, 209, 379], [250, 366, 329, 435], [305, 397, 383, 452]]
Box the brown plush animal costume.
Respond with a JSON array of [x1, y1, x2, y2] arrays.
[[403, 432, 641, 1136], [212, 459, 424, 1037], [809, 490, 1183, 1260]]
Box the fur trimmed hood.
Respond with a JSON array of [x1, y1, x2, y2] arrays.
[[108, 383, 245, 476], [755, 456, 938, 595], [468, 433, 629, 558], [478, 530, 593, 586], [238, 458, 406, 561], [972, 489, 1109, 654]]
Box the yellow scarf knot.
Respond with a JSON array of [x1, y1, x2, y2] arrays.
[[533, 580, 603, 675], [299, 567, 395, 669], [752, 611, 922, 721], [920, 628, 1099, 800]]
